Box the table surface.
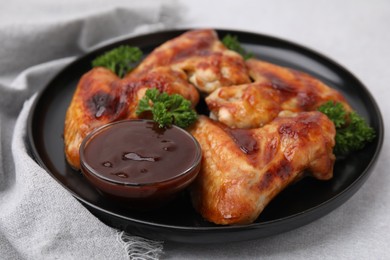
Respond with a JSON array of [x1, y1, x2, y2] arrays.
[[164, 0, 390, 259]]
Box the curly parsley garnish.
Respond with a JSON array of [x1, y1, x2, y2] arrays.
[[318, 101, 376, 156], [136, 88, 198, 128], [222, 34, 253, 60], [92, 45, 143, 78]]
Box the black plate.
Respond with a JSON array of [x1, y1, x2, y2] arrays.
[[28, 29, 383, 243]]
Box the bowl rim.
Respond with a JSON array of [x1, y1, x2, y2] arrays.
[[79, 119, 202, 187]]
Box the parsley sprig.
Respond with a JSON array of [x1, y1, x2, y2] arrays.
[[92, 45, 143, 78], [318, 101, 376, 156], [136, 88, 198, 128], [222, 34, 253, 60]]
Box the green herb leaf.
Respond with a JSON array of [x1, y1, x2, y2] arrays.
[[92, 45, 143, 78], [318, 101, 376, 156], [222, 34, 253, 60], [317, 101, 347, 128], [136, 88, 198, 128]]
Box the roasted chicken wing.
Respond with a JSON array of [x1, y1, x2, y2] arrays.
[[131, 29, 251, 93], [206, 59, 351, 128], [64, 67, 199, 169], [189, 113, 336, 225], [64, 67, 124, 169]]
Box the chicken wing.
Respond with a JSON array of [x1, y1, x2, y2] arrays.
[[189, 112, 335, 225], [64, 67, 199, 169], [131, 29, 251, 93], [206, 59, 351, 128], [64, 67, 125, 169]]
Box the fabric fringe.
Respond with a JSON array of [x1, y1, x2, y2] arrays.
[[117, 231, 164, 260]]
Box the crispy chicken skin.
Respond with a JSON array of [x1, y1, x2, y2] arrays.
[[189, 113, 336, 225], [206, 59, 351, 128], [131, 29, 251, 93], [64, 67, 199, 169]]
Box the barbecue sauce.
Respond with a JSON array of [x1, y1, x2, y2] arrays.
[[82, 120, 199, 184]]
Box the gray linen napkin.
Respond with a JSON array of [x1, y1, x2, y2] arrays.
[[0, 1, 180, 259]]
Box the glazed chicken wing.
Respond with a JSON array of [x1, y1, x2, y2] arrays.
[[64, 68, 125, 169], [131, 29, 251, 93], [64, 67, 199, 169], [189, 113, 335, 225], [206, 59, 351, 128]]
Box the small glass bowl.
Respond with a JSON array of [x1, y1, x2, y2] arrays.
[[79, 119, 202, 210]]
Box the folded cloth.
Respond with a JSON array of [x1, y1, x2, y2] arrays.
[[0, 1, 180, 259]]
